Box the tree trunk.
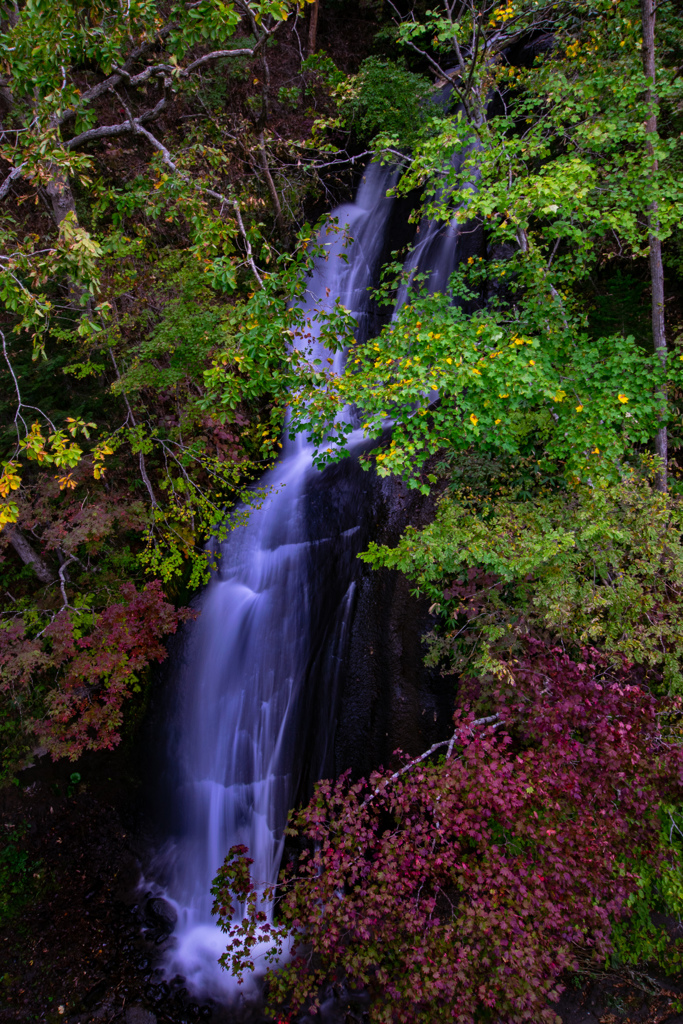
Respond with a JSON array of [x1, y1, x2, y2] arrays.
[[6, 528, 55, 585], [45, 167, 77, 227], [45, 164, 91, 309], [308, 0, 320, 54], [0, 75, 13, 111], [258, 131, 285, 234], [642, 0, 668, 492]]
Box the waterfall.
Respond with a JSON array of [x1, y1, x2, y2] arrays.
[[394, 142, 470, 308], [157, 162, 401, 1000]]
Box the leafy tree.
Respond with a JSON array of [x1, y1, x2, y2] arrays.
[[290, 0, 683, 493], [0, 0, 336, 772], [342, 56, 433, 148], [214, 645, 683, 1023], [362, 462, 683, 692]]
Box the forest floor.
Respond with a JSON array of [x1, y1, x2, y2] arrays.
[[2, 754, 683, 1024]]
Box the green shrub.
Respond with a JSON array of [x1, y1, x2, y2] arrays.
[[362, 463, 683, 693], [0, 823, 43, 927], [343, 56, 433, 147]]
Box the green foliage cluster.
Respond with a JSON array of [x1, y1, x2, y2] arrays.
[[0, 0, 333, 770], [0, 823, 43, 928], [342, 56, 434, 148], [608, 804, 683, 975], [292, 254, 677, 491], [362, 463, 683, 692]]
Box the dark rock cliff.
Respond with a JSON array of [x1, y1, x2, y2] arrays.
[[331, 472, 456, 781], [298, 456, 455, 797]]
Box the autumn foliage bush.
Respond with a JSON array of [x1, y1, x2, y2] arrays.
[[213, 643, 683, 1024], [0, 580, 189, 764]]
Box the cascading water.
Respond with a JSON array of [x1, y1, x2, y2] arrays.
[[156, 162, 401, 1001], [394, 142, 471, 308]]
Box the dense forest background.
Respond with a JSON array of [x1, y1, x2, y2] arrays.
[[4, 0, 683, 1022]]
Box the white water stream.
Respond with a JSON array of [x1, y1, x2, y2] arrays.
[[154, 149, 472, 1004], [158, 163, 401, 999]]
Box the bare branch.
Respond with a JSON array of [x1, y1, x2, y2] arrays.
[[110, 62, 175, 86], [137, 449, 159, 510], [258, 131, 285, 231], [1, 328, 21, 426], [65, 93, 167, 149], [365, 714, 501, 803], [57, 13, 283, 128], [0, 165, 24, 201], [295, 150, 375, 170], [57, 26, 176, 127], [229, 197, 264, 288], [182, 48, 255, 75], [128, 119, 177, 172], [2, 328, 57, 437], [58, 555, 77, 609], [107, 347, 159, 508]]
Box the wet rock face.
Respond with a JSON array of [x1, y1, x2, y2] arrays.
[[332, 470, 456, 780], [144, 897, 177, 935], [297, 455, 455, 787]]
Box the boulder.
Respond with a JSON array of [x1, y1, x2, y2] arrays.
[[145, 896, 177, 933], [125, 1007, 157, 1024]]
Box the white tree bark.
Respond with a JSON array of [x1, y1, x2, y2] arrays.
[[642, 0, 668, 492]]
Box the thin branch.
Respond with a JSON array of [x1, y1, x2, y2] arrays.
[[230, 197, 264, 288], [137, 449, 159, 509], [299, 149, 374, 170], [129, 120, 177, 171], [1, 328, 21, 425], [0, 165, 24, 200], [107, 347, 158, 508], [258, 131, 285, 231], [366, 714, 501, 803], [183, 48, 255, 75], [65, 93, 167, 149], [58, 556, 77, 610], [2, 328, 56, 436]]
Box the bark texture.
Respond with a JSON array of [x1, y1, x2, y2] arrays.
[[308, 0, 320, 53], [6, 528, 55, 584], [45, 167, 78, 227], [642, 0, 668, 491]]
